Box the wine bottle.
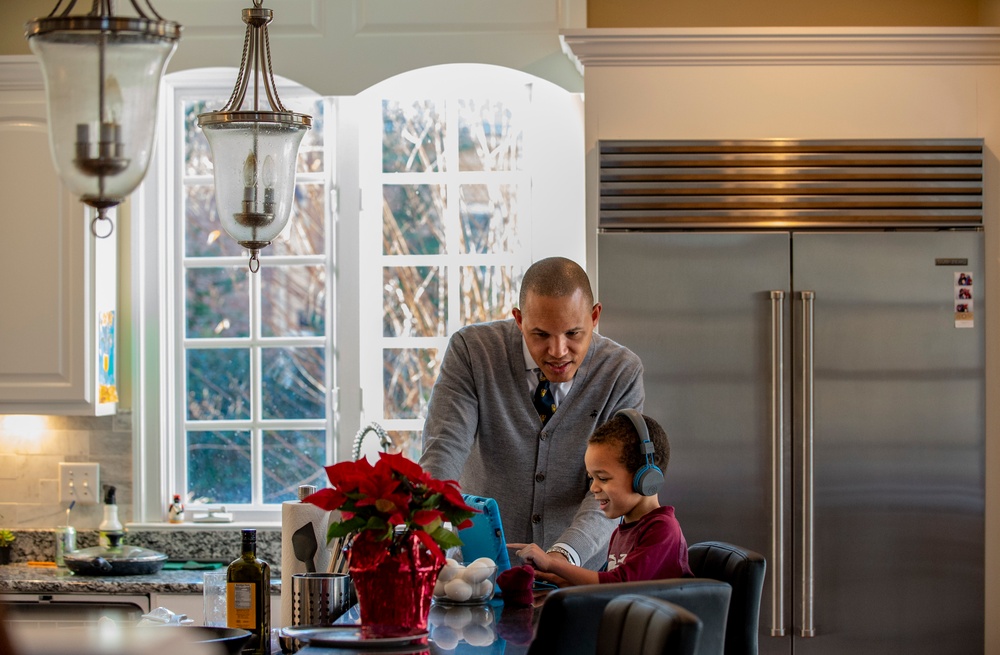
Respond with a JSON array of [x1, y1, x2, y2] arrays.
[[227, 528, 271, 654]]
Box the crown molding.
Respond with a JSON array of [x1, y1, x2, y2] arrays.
[[560, 27, 1000, 73]]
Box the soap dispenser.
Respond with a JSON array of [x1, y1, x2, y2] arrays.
[[98, 484, 124, 548]]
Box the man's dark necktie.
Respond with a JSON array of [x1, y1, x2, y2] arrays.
[[533, 370, 556, 425]]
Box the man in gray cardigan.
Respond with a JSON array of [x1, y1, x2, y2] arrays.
[[420, 257, 644, 571]]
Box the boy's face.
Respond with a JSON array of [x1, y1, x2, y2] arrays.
[[585, 441, 647, 522]]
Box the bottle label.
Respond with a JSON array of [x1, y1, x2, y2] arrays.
[[227, 581, 257, 629]]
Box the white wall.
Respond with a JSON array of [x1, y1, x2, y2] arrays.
[[156, 0, 586, 95], [564, 26, 1000, 653]]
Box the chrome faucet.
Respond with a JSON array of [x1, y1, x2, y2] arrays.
[[352, 422, 392, 460]]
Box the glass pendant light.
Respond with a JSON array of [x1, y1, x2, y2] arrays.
[[26, 1, 181, 238], [198, 1, 312, 273]]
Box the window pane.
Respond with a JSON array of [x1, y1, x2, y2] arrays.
[[186, 349, 251, 420], [185, 183, 244, 258], [460, 266, 522, 326], [457, 98, 523, 172], [262, 430, 327, 503], [459, 184, 520, 254], [186, 267, 250, 338], [184, 98, 228, 177], [187, 430, 251, 503], [383, 266, 445, 338], [383, 184, 446, 255], [382, 99, 445, 173], [289, 97, 324, 174], [262, 347, 326, 419], [262, 265, 326, 337], [387, 430, 422, 462], [384, 348, 439, 419], [269, 182, 325, 257]]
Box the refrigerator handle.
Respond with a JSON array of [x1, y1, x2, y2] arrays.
[[769, 291, 786, 638], [801, 290, 816, 638]]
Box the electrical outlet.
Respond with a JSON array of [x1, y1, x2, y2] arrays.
[[59, 462, 100, 505]]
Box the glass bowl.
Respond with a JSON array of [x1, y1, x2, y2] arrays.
[[428, 603, 497, 648], [432, 558, 497, 605]]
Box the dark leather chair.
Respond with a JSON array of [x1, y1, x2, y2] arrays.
[[527, 578, 731, 655], [687, 542, 766, 655], [596, 594, 702, 655]]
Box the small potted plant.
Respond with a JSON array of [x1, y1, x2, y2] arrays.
[[0, 529, 15, 565], [303, 453, 477, 637]]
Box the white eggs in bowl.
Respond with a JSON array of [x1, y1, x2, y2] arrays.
[[433, 558, 498, 604], [428, 603, 497, 649]]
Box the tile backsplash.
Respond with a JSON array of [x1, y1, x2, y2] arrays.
[[0, 413, 132, 529]]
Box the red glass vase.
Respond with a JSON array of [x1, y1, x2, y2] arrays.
[[349, 531, 442, 638]]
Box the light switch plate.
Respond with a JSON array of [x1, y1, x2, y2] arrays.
[[59, 462, 100, 505]]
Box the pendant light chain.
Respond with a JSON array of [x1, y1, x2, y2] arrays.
[[261, 28, 288, 113], [223, 23, 254, 113], [196, 0, 311, 272]]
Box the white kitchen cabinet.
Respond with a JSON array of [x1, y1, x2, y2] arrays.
[[151, 592, 281, 627], [151, 593, 204, 623], [0, 56, 117, 416]]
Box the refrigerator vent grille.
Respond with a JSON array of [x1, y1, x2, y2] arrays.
[[599, 139, 983, 229]]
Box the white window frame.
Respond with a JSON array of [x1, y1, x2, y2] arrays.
[[133, 68, 335, 525], [356, 66, 586, 449], [132, 64, 584, 526]]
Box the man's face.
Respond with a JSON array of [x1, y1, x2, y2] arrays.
[[512, 289, 602, 384]]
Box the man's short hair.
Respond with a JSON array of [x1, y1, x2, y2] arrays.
[[518, 257, 594, 308], [589, 413, 670, 477]]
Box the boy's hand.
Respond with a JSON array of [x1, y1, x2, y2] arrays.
[[507, 542, 553, 571], [509, 541, 600, 587], [535, 570, 571, 587]]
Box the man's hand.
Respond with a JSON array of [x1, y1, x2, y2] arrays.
[[546, 546, 572, 563]]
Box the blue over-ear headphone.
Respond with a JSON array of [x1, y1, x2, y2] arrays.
[[615, 408, 664, 496]]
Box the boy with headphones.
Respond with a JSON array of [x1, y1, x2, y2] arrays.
[[508, 409, 692, 585]]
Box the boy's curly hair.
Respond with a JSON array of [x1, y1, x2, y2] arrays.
[[588, 412, 670, 476]]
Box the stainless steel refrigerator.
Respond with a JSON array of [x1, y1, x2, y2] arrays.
[[597, 229, 985, 654]]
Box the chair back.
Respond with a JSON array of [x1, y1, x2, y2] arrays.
[[596, 594, 702, 655], [687, 542, 766, 655], [528, 578, 731, 655]]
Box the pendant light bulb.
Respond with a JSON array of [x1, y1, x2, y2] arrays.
[[242, 151, 258, 206], [262, 155, 276, 211], [105, 75, 124, 124]]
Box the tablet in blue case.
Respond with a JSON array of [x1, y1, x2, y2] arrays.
[[458, 494, 512, 573]]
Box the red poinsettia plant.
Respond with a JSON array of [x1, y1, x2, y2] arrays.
[[303, 452, 478, 560]]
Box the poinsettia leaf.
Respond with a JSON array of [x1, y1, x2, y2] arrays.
[[383, 452, 430, 484], [430, 525, 464, 549], [414, 509, 443, 527], [422, 493, 443, 509], [328, 516, 366, 540], [364, 516, 388, 533], [302, 488, 347, 511]]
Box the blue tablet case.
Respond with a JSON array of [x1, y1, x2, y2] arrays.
[[458, 494, 512, 573]]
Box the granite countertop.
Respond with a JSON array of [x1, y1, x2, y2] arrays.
[[0, 564, 281, 595]]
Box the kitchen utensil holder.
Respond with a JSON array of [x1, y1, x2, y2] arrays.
[[292, 572, 351, 627]]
